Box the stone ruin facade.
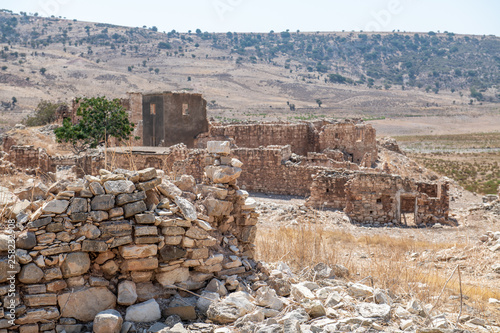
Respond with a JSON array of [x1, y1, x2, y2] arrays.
[[307, 170, 449, 226], [0, 142, 258, 332]]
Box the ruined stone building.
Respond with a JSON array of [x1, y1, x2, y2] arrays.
[[6, 91, 448, 226], [70, 92, 209, 148]]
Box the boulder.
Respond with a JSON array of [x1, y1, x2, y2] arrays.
[[60, 252, 90, 278], [16, 230, 36, 250], [205, 165, 242, 184], [207, 291, 255, 324], [57, 287, 117, 322], [125, 299, 161, 322], [174, 175, 196, 193], [93, 309, 123, 333], [18, 263, 43, 284], [118, 280, 138, 306]]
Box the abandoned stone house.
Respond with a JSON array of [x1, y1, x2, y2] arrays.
[[7, 91, 448, 225]]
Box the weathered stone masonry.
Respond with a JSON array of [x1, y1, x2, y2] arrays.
[[307, 170, 449, 225], [0, 143, 258, 331]]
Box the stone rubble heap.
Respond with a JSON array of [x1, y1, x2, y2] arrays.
[[0, 141, 259, 333]]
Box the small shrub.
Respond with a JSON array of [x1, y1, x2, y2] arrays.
[[23, 100, 66, 126]]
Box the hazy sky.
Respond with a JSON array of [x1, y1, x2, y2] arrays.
[[2, 0, 499, 36]]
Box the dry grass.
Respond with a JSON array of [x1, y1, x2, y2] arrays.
[[255, 223, 500, 320]]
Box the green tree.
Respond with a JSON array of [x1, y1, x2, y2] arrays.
[[40, 67, 47, 75], [11, 97, 16, 106], [54, 97, 136, 154], [23, 100, 66, 126], [316, 99, 322, 107]]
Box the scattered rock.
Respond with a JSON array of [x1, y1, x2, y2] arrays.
[[125, 299, 161, 322]]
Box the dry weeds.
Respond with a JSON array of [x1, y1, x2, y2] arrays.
[[256, 223, 500, 321]]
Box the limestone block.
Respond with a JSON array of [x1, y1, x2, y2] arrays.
[[174, 196, 197, 221], [207, 141, 231, 155], [120, 245, 157, 259], [117, 280, 137, 306], [104, 180, 136, 195], [138, 167, 157, 182], [91, 194, 115, 211], [116, 191, 146, 206], [123, 201, 147, 218], [18, 263, 44, 284], [60, 252, 90, 278], [205, 165, 242, 184], [156, 267, 190, 287], [57, 287, 116, 322], [135, 178, 161, 192], [67, 198, 87, 214], [42, 200, 69, 214], [89, 182, 105, 196], [93, 309, 123, 333], [125, 299, 161, 322], [157, 180, 182, 200]]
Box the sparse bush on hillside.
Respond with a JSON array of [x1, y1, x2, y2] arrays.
[[158, 42, 171, 49], [23, 100, 66, 127], [54, 96, 136, 154]]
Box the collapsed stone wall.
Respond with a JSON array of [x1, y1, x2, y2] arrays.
[[307, 170, 449, 226], [0, 143, 258, 331]]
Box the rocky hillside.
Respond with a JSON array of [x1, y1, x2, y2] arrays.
[[0, 10, 499, 124]]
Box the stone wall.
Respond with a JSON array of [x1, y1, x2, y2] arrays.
[[204, 123, 317, 156], [197, 120, 378, 166], [0, 149, 257, 331], [5, 146, 55, 174]]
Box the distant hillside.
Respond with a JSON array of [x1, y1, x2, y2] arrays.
[[0, 9, 498, 124]]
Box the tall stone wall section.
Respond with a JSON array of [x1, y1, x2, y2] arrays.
[[232, 146, 325, 196], [318, 123, 378, 166], [307, 171, 449, 226], [0, 160, 257, 331], [199, 120, 378, 167], [205, 123, 317, 156]]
